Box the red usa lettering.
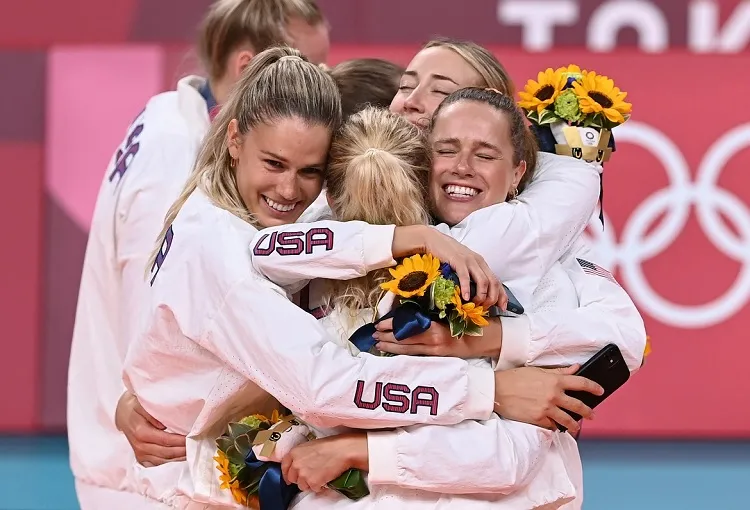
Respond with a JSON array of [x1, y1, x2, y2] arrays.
[[253, 228, 334, 256], [354, 380, 439, 416]]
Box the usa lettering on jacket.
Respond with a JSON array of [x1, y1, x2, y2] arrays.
[[354, 380, 439, 415], [253, 228, 334, 256]]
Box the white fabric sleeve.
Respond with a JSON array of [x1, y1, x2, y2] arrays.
[[250, 221, 397, 294], [199, 274, 494, 429], [367, 417, 555, 494], [497, 239, 647, 372]]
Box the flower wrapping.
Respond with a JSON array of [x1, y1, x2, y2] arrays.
[[214, 411, 369, 508], [518, 64, 632, 164]]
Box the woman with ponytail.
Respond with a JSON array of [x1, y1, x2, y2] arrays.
[[68, 1, 329, 508], [120, 45, 530, 509]]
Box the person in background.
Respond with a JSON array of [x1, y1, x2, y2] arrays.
[[66, 1, 329, 508], [330, 58, 404, 118]]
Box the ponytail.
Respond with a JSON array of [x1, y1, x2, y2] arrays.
[[325, 107, 431, 312]]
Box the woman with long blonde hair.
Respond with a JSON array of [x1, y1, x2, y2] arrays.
[[68, 0, 330, 507]]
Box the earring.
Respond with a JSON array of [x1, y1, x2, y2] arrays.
[[507, 187, 518, 200], [230, 157, 237, 168]]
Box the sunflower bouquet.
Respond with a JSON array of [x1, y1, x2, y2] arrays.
[[214, 411, 369, 509], [380, 254, 490, 338], [518, 65, 632, 164]]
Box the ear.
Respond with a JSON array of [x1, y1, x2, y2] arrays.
[[229, 49, 255, 81], [512, 160, 527, 189], [226, 119, 242, 159]]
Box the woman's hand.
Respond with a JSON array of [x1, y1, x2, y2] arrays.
[[281, 434, 368, 493], [492, 366, 604, 433], [115, 391, 187, 466], [391, 225, 507, 309], [373, 318, 502, 360]]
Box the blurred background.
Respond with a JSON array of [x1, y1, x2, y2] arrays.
[[1, 0, 750, 508]]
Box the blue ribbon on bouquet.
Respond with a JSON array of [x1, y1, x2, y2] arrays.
[[347, 269, 511, 352], [244, 450, 300, 510], [348, 301, 432, 353]]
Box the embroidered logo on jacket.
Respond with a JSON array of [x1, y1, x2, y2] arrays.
[[253, 228, 334, 256], [354, 380, 439, 415], [577, 258, 619, 285]]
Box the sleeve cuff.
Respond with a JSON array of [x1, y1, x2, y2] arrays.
[[366, 430, 400, 485], [495, 315, 532, 371], [362, 224, 397, 271], [464, 365, 495, 420]]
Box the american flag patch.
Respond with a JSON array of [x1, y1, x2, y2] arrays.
[[577, 258, 619, 285]]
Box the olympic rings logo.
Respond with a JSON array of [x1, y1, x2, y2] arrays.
[[584, 121, 750, 329]]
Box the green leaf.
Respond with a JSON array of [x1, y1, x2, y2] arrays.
[[449, 318, 466, 338], [228, 422, 254, 439], [233, 433, 253, 456], [463, 321, 484, 337], [216, 436, 233, 454], [226, 445, 245, 466], [526, 109, 541, 124], [329, 469, 370, 500]]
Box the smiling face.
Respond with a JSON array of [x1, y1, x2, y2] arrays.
[[429, 100, 526, 226], [389, 46, 483, 128], [227, 116, 331, 228]]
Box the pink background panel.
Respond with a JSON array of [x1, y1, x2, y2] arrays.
[[46, 46, 166, 230]]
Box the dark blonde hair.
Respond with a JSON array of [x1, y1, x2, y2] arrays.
[[197, 0, 325, 80], [423, 37, 515, 96], [326, 107, 431, 312], [329, 58, 404, 118], [431, 87, 538, 196], [147, 46, 341, 274]]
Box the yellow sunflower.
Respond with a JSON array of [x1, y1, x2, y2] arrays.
[[518, 67, 567, 114], [450, 288, 489, 327], [643, 336, 652, 357], [214, 450, 255, 506], [557, 64, 584, 82], [380, 254, 440, 298], [572, 71, 632, 124]]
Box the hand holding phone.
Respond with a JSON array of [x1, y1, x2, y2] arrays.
[[557, 344, 630, 432]]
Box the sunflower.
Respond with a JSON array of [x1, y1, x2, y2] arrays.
[[557, 64, 584, 85], [450, 288, 489, 327], [214, 450, 255, 506], [643, 336, 652, 357], [380, 254, 440, 298], [518, 67, 567, 114], [572, 71, 632, 124]]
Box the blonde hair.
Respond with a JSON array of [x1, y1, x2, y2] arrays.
[[329, 59, 404, 118], [197, 0, 325, 80], [325, 107, 431, 313], [146, 46, 341, 275], [424, 37, 515, 96]]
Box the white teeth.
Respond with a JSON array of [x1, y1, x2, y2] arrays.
[[445, 185, 479, 197], [264, 196, 296, 212]]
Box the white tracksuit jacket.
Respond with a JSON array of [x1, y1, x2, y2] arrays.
[[67, 76, 211, 509], [121, 152, 639, 508], [248, 153, 646, 510]]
